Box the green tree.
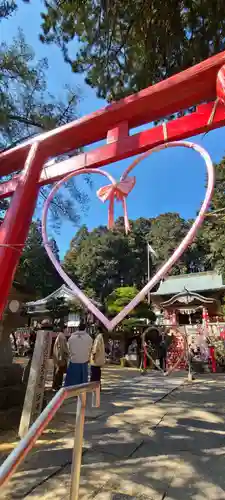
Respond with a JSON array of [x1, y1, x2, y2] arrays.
[[106, 286, 155, 322], [40, 0, 225, 101], [106, 286, 155, 359], [67, 287, 98, 316], [64, 218, 160, 297], [64, 222, 143, 298], [47, 289, 99, 326], [64, 214, 210, 303], [0, 1, 17, 19], [200, 156, 225, 274], [0, 218, 63, 367], [16, 220, 62, 298], [46, 296, 69, 325], [145, 213, 209, 275], [0, 18, 89, 226]]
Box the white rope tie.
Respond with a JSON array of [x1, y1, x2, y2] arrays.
[[162, 122, 168, 141], [207, 98, 219, 126]]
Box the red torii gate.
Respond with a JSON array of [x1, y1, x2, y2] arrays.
[[1, 52, 225, 318]]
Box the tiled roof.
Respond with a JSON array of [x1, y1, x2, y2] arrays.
[[26, 285, 74, 306], [26, 284, 101, 308], [151, 272, 225, 296]]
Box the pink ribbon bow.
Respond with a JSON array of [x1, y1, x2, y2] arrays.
[[97, 177, 136, 234]]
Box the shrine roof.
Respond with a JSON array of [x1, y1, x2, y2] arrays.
[[161, 289, 215, 307], [26, 284, 76, 306], [151, 271, 225, 296], [26, 284, 101, 310]]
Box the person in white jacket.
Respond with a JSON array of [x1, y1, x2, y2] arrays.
[[64, 321, 92, 386], [90, 330, 105, 385]]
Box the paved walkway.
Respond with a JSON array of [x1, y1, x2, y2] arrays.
[[1, 369, 225, 499]]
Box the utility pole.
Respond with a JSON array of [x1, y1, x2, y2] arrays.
[[147, 243, 158, 304], [147, 243, 151, 305]]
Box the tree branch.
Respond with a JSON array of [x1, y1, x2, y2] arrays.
[[39, 187, 69, 217], [8, 114, 46, 129], [57, 93, 77, 125]]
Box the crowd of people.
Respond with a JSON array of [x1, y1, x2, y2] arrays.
[[52, 321, 106, 391], [16, 321, 219, 389]]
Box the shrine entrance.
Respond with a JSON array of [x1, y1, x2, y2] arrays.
[[178, 309, 204, 326], [161, 288, 217, 327]]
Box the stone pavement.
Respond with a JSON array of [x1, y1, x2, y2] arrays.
[[1, 369, 225, 499]]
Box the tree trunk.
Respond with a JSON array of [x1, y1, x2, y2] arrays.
[[0, 317, 13, 365], [0, 318, 24, 423]]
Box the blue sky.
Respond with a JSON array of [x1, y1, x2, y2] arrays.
[[2, 1, 225, 258]]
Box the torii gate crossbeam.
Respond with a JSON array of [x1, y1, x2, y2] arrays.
[[0, 51, 225, 317]]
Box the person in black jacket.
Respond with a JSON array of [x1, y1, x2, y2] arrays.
[[158, 335, 167, 372]]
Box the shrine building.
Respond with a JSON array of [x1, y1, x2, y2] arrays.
[[151, 271, 225, 326]]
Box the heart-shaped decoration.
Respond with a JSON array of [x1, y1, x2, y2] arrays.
[[142, 326, 187, 377], [42, 140, 214, 331]]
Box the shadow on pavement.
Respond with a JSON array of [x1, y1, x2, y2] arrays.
[[1, 371, 225, 499]]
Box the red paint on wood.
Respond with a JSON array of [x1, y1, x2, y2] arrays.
[[1, 52, 225, 176], [0, 144, 46, 317], [0, 101, 224, 199]]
